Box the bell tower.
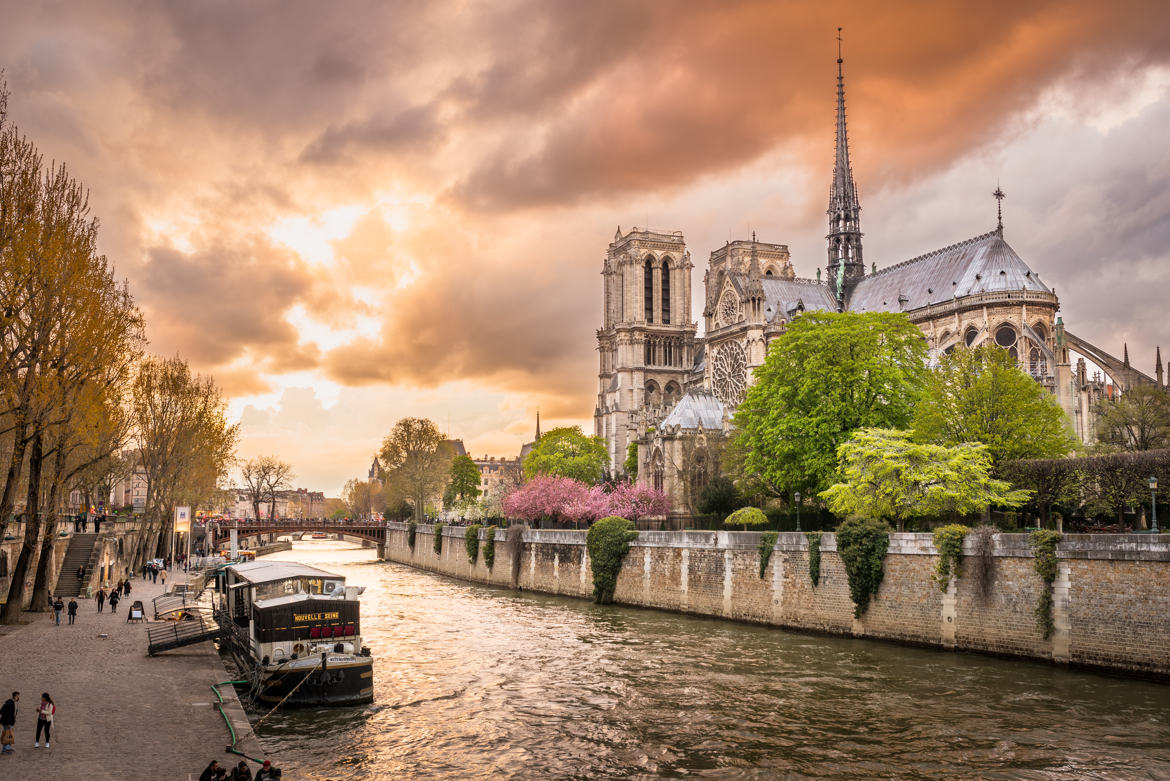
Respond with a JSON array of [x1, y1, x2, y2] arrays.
[[595, 227, 696, 476]]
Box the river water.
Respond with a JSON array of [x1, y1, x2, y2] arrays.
[[251, 541, 1170, 780]]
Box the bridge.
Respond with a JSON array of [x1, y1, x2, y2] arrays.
[[209, 519, 391, 556]]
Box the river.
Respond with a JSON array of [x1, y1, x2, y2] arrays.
[[250, 541, 1170, 780]]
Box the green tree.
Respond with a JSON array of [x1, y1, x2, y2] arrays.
[[733, 311, 929, 497], [912, 345, 1077, 463], [444, 454, 482, 508], [522, 426, 608, 484], [697, 476, 741, 517], [1095, 384, 1170, 452], [379, 417, 453, 522], [820, 428, 1031, 531], [624, 441, 638, 479]]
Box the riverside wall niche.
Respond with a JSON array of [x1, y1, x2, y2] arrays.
[[381, 523, 1170, 678]]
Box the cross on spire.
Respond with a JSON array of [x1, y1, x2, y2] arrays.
[[993, 184, 1006, 235]]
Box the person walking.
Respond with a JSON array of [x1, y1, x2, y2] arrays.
[[66, 598, 78, 625], [95, 588, 105, 613], [52, 596, 64, 626], [33, 693, 53, 748], [123, 579, 131, 597], [0, 691, 17, 754], [108, 589, 120, 613], [160, 569, 167, 587]]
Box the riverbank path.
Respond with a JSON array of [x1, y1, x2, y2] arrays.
[[0, 570, 268, 780]]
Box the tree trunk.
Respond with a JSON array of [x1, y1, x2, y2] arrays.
[[1, 432, 43, 624], [0, 419, 29, 541], [31, 445, 68, 609]]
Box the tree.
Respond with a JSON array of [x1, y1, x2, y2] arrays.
[[1095, 385, 1170, 452], [697, 476, 741, 517], [724, 506, 768, 529], [379, 417, 453, 522], [733, 311, 929, 498], [502, 474, 588, 524], [820, 428, 1031, 531], [997, 456, 1084, 528], [624, 441, 638, 479], [239, 456, 294, 520], [443, 454, 482, 509], [521, 426, 608, 484], [342, 478, 379, 520], [912, 345, 1077, 464], [606, 482, 671, 522]]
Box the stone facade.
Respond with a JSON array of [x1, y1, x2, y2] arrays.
[[381, 523, 1170, 678]]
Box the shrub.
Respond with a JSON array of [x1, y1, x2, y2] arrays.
[[483, 525, 497, 571], [433, 522, 444, 555], [697, 476, 741, 517], [806, 531, 823, 587], [931, 524, 970, 592], [758, 531, 779, 578], [407, 521, 417, 551], [585, 516, 638, 604], [724, 506, 768, 530], [835, 517, 890, 618], [465, 524, 482, 565], [1029, 529, 1063, 639]]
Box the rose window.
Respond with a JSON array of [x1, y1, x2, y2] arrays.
[[713, 341, 748, 408], [718, 291, 739, 327]]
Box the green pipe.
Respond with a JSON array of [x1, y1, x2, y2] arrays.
[[211, 680, 266, 765]]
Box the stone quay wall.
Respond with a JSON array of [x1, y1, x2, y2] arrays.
[[381, 523, 1170, 678]]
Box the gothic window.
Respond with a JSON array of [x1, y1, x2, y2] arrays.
[[995, 325, 1018, 361], [1033, 323, 1048, 343], [713, 341, 748, 409], [664, 382, 680, 406], [664, 339, 673, 366], [691, 455, 709, 495], [644, 257, 654, 323], [0, 550, 6, 578], [646, 381, 661, 407], [661, 260, 671, 324], [765, 268, 774, 277], [965, 326, 979, 347], [718, 290, 739, 327], [644, 340, 652, 366]]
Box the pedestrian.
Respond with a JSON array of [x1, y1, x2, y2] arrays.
[[95, 588, 105, 613], [67, 598, 78, 625], [108, 589, 119, 613], [142, 563, 149, 580], [33, 693, 53, 749], [0, 691, 17, 754], [255, 759, 280, 780], [230, 759, 253, 780], [123, 580, 131, 597], [52, 596, 64, 626], [199, 760, 222, 781], [160, 569, 167, 586]]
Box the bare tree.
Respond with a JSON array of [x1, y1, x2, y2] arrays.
[[378, 417, 453, 522]]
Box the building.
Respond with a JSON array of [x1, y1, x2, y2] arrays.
[[596, 45, 1165, 516]]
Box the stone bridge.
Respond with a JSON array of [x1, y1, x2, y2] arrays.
[[210, 519, 391, 556]]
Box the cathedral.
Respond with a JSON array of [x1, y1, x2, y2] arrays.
[[594, 47, 1165, 516]]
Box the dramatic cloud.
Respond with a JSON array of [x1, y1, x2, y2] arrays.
[[2, 0, 1168, 491]]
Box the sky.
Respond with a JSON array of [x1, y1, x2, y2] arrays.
[[1, 1, 1168, 495]]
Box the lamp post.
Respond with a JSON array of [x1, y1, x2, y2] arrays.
[[794, 491, 801, 532], [1151, 476, 1159, 533]]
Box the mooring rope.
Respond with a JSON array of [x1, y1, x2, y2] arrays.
[[252, 657, 324, 730]]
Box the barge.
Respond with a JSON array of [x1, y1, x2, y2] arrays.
[[215, 560, 374, 707]]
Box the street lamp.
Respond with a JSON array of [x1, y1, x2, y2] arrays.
[[794, 491, 801, 532], [1151, 476, 1159, 533]]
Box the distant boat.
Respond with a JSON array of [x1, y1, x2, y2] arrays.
[[310, 532, 328, 540]]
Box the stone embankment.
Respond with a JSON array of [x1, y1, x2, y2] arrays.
[[381, 523, 1170, 678], [0, 573, 269, 779]]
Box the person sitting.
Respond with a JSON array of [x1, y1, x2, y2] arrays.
[[255, 759, 280, 780], [230, 759, 253, 780], [199, 760, 221, 781]]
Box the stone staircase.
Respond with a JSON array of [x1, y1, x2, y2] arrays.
[[53, 532, 97, 597]]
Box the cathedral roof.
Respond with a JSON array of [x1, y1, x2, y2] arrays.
[[660, 389, 724, 430], [847, 230, 1051, 313], [761, 277, 838, 321]]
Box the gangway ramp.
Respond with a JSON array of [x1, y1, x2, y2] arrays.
[[147, 615, 221, 656]]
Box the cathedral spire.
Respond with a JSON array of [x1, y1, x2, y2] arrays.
[[535, 407, 541, 440], [826, 27, 864, 310], [993, 184, 1006, 236]]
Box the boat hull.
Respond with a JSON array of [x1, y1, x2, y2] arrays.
[[256, 655, 374, 707]]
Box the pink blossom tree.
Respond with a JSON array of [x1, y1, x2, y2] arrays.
[[563, 484, 612, 527], [502, 475, 589, 524], [606, 482, 672, 522]]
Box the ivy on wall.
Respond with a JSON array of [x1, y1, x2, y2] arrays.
[[1029, 529, 1063, 639], [585, 516, 638, 604], [407, 521, 417, 551], [968, 525, 997, 599], [483, 525, 497, 571], [806, 531, 823, 587], [758, 531, 779, 578], [835, 518, 890, 618], [433, 522, 445, 556], [931, 524, 970, 592], [465, 524, 482, 565]]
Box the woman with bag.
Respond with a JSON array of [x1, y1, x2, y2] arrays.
[[33, 693, 54, 748]]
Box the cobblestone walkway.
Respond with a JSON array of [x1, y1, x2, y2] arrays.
[[0, 572, 269, 780]]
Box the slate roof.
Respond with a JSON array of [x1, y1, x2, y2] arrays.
[[228, 560, 343, 585], [660, 389, 724, 430], [761, 277, 838, 321], [848, 230, 1051, 313]]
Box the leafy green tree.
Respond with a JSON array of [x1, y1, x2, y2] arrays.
[[724, 506, 768, 530], [444, 454, 482, 508], [1095, 384, 1170, 452], [624, 441, 638, 479], [522, 426, 608, 484], [733, 311, 929, 497], [379, 417, 454, 522], [697, 475, 741, 517], [820, 428, 1031, 531], [912, 345, 1076, 463]]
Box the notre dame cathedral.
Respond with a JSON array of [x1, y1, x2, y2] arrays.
[[595, 48, 1166, 516]]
